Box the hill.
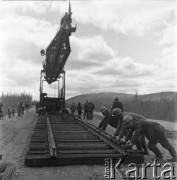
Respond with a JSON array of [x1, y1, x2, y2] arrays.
[[66, 91, 177, 105], [66, 91, 177, 122]]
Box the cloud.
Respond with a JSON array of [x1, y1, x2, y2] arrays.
[[0, 1, 54, 15], [1, 1, 175, 37], [65, 35, 117, 70], [0, 58, 40, 87], [155, 23, 177, 74], [69, 1, 176, 37], [96, 56, 156, 77], [4, 39, 42, 65]]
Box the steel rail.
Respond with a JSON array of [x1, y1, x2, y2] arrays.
[[74, 117, 127, 155], [46, 116, 57, 157]]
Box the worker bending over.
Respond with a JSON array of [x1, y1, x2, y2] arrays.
[[98, 106, 148, 154], [119, 114, 177, 162]]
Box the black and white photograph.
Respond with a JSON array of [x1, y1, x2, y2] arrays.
[[0, 0, 176, 179]]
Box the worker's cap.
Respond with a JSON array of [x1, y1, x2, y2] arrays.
[[112, 108, 121, 116], [123, 115, 133, 125], [100, 106, 108, 113]]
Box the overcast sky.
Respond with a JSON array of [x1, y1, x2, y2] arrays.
[[0, 0, 176, 100]]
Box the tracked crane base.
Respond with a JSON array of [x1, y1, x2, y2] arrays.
[[25, 115, 144, 167]]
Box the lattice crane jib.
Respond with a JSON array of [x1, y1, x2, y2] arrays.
[[41, 2, 76, 84]]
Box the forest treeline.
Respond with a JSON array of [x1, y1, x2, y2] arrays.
[[0, 92, 33, 115], [93, 98, 177, 122], [67, 93, 177, 122]]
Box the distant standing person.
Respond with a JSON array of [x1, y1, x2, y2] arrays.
[[83, 100, 89, 119], [36, 102, 39, 112], [0, 111, 3, 119], [70, 103, 76, 115], [17, 102, 21, 117], [21, 102, 25, 115], [0, 102, 3, 111], [110, 97, 124, 112], [77, 103, 82, 119], [12, 109, 15, 117], [25, 102, 29, 113], [0, 102, 3, 119], [8, 108, 11, 118], [87, 102, 95, 120]]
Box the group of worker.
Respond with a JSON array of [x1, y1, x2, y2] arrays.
[[97, 97, 177, 162], [17, 101, 29, 116], [0, 101, 29, 119], [70, 100, 95, 120]]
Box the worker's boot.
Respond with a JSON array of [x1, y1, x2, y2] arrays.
[[136, 141, 142, 151], [167, 146, 177, 162], [150, 146, 163, 161], [142, 143, 149, 155]]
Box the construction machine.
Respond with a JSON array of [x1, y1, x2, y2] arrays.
[[39, 2, 76, 112]]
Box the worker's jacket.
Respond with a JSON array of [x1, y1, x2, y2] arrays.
[[77, 105, 82, 113], [111, 101, 124, 112], [84, 102, 88, 110], [98, 111, 122, 136], [122, 118, 164, 145]]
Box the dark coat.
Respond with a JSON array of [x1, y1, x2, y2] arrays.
[[111, 101, 124, 112], [98, 111, 122, 136], [124, 119, 165, 145]]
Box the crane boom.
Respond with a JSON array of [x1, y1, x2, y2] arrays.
[[42, 2, 76, 84], [39, 2, 76, 112]]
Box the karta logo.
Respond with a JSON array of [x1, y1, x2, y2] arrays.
[[104, 158, 176, 179]]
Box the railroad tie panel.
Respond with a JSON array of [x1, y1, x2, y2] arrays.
[[25, 115, 144, 166]]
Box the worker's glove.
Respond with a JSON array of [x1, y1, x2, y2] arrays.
[[114, 136, 121, 143], [121, 142, 132, 150], [110, 135, 116, 140], [113, 132, 118, 136], [116, 139, 126, 145], [96, 128, 100, 132]]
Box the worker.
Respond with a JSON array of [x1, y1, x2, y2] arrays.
[[90, 102, 95, 119], [70, 103, 76, 115], [98, 106, 122, 136], [87, 102, 95, 120], [98, 107, 149, 154], [11, 109, 15, 117], [83, 100, 89, 119], [37, 107, 46, 115], [8, 108, 11, 118], [77, 103, 82, 119], [21, 102, 25, 115], [35, 102, 39, 112], [0, 110, 3, 120], [62, 108, 70, 120], [25, 102, 29, 113], [110, 97, 123, 112], [119, 115, 177, 162], [0, 103, 3, 119], [118, 115, 149, 155], [17, 102, 21, 117]]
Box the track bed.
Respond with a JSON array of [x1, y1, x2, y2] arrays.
[[25, 115, 144, 166]]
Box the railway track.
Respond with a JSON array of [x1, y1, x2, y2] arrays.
[[25, 114, 144, 167]]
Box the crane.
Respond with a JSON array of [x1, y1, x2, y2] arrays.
[[39, 2, 76, 112]]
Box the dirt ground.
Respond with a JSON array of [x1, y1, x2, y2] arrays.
[[0, 108, 176, 180]]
